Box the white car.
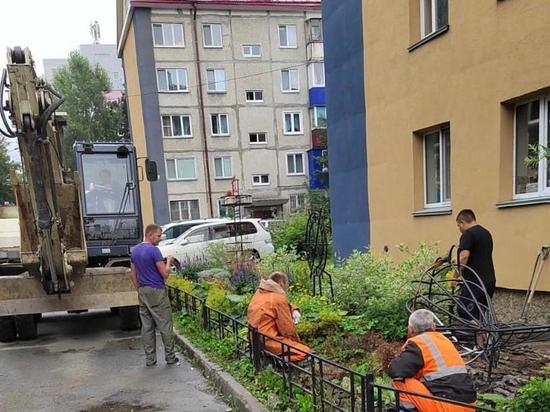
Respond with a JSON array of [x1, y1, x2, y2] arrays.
[[158, 219, 274, 268], [160, 218, 227, 246]]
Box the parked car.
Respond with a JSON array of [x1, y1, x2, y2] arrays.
[[158, 219, 274, 268], [259, 219, 284, 231], [160, 218, 227, 246]]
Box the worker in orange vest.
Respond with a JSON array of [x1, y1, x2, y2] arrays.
[[389, 309, 477, 412], [247, 272, 310, 362]]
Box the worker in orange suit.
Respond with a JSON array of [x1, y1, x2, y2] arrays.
[[247, 271, 310, 362], [389, 309, 477, 412]]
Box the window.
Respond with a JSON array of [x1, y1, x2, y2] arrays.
[[206, 69, 226, 92], [228, 222, 257, 236], [309, 20, 323, 42], [281, 69, 299, 92], [162, 115, 192, 137], [278, 24, 297, 48], [152, 23, 184, 47], [289, 193, 306, 211], [242, 44, 261, 57], [424, 126, 451, 207], [252, 174, 270, 186], [169, 200, 200, 221], [287, 153, 305, 175], [166, 158, 197, 180], [218, 199, 232, 218], [420, 0, 448, 38], [245, 90, 263, 102], [249, 132, 267, 144], [186, 227, 210, 243], [309, 62, 325, 87], [514, 98, 550, 197], [210, 114, 229, 136], [283, 111, 303, 135], [214, 156, 233, 179], [203, 23, 222, 47], [157, 68, 188, 92], [312, 106, 327, 129]]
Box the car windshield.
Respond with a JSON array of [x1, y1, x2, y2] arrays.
[[81, 153, 136, 215]]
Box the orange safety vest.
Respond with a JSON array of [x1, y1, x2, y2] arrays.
[[405, 331, 468, 383]]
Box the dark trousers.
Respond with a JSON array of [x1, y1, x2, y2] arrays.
[[457, 280, 495, 321]]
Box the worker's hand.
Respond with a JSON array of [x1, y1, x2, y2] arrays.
[[166, 255, 174, 266], [292, 309, 301, 324]]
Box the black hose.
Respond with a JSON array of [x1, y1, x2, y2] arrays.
[[0, 69, 16, 137]]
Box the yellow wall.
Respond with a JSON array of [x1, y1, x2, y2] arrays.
[[362, 0, 550, 291], [122, 22, 155, 229]]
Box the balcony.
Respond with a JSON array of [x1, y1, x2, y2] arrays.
[[306, 42, 324, 61]]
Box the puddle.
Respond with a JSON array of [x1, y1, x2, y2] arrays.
[[81, 402, 161, 412]]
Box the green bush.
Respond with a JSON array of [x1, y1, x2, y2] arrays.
[[333, 243, 438, 339], [509, 378, 550, 411], [271, 212, 309, 253]]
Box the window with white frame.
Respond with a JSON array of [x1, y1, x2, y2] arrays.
[[206, 69, 226, 92], [287, 153, 305, 175], [278, 24, 297, 48], [281, 69, 299, 92], [214, 156, 232, 179], [420, 0, 448, 38], [252, 174, 270, 186], [514, 98, 550, 197], [203, 23, 222, 47], [309, 62, 325, 87], [289, 193, 306, 211], [321, 149, 328, 172], [424, 126, 451, 207], [210, 114, 229, 136], [283, 111, 303, 135], [170, 199, 200, 221], [245, 90, 263, 102], [249, 132, 267, 144], [162, 115, 192, 138], [152, 23, 184, 47], [312, 106, 327, 129], [218, 199, 232, 218], [157, 68, 188, 92], [309, 19, 323, 42], [242, 44, 261, 57], [166, 158, 197, 180]]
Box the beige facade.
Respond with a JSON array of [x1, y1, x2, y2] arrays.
[[118, 1, 322, 222], [361, 0, 550, 291]]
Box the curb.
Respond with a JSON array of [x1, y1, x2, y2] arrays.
[[173, 329, 267, 412]]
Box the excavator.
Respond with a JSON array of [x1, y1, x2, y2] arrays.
[[0, 47, 156, 341]]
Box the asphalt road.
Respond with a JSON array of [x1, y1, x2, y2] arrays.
[[0, 310, 229, 412]]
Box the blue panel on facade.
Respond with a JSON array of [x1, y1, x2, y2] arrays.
[[308, 149, 328, 190], [323, 0, 370, 258], [309, 87, 326, 106]]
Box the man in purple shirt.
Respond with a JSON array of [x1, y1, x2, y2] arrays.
[[130, 223, 178, 366]]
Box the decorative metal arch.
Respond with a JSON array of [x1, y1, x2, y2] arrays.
[[305, 209, 333, 299]]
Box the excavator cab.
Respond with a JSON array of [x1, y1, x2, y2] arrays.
[[74, 142, 144, 267]]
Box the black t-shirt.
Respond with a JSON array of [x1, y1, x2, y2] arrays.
[[458, 224, 496, 287]]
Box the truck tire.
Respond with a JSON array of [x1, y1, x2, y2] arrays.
[[14, 314, 38, 340], [119, 306, 140, 331], [0, 316, 16, 342]]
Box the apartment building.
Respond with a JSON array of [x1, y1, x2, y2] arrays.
[[324, 0, 550, 295], [116, 0, 323, 224]]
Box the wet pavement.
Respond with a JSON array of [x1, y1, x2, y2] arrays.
[[0, 310, 229, 412]]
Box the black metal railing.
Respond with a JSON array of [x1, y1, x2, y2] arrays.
[[168, 286, 495, 412]]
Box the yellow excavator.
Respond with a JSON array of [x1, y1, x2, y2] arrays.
[[0, 47, 156, 341]]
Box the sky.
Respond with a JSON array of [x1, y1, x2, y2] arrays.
[[0, 0, 118, 160]]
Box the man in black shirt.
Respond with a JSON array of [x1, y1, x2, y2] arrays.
[[456, 209, 496, 321]]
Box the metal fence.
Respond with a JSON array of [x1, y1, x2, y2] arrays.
[[168, 286, 495, 412]]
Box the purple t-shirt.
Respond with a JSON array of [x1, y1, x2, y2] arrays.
[[131, 242, 165, 289]]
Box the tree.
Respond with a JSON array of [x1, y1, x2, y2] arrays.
[[0, 138, 18, 204], [53, 52, 125, 168]]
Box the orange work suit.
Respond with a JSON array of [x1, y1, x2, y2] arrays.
[[247, 279, 310, 362], [390, 331, 476, 412]]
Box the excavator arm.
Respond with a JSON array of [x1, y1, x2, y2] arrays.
[[2, 46, 87, 294]]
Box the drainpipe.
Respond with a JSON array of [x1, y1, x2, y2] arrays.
[[192, 2, 214, 217]]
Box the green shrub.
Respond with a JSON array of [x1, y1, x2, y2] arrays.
[[176, 258, 212, 281], [509, 378, 550, 411], [333, 243, 438, 339], [205, 283, 230, 312], [271, 212, 309, 253]]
